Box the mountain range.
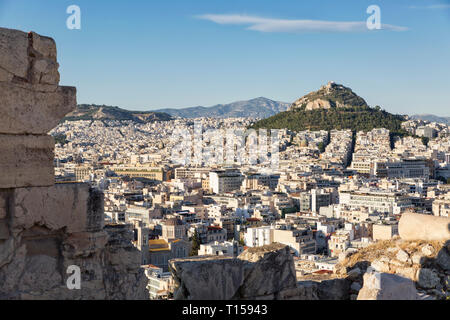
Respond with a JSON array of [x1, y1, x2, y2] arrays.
[[409, 114, 450, 125], [64, 98, 290, 122], [154, 97, 290, 119], [65, 94, 447, 125], [64, 104, 173, 123]]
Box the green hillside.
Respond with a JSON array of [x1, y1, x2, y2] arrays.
[[251, 83, 408, 135]]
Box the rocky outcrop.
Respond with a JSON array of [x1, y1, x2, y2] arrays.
[[0, 27, 148, 300], [170, 243, 297, 300], [169, 243, 351, 300], [289, 81, 368, 111], [337, 238, 450, 300]]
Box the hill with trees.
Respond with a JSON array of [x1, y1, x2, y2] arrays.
[[64, 104, 173, 123], [251, 82, 408, 135]]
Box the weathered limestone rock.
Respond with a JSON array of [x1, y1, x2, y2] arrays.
[[399, 212, 450, 241], [421, 244, 435, 257], [0, 83, 76, 134], [0, 134, 54, 188], [436, 245, 450, 271], [411, 253, 424, 265], [396, 267, 418, 281], [276, 283, 319, 300], [0, 28, 59, 86], [396, 249, 409, 263], [0, 220, 9, 240], [0, 27, 149, 300], [0, 27, 28, 79], [350, 281, 362, 292], [370, 259, 390, 273], [0, 238, 15, 268], [170, 255, 245, 300], [357, 271, 419, 300], [316, 278, 350, 300], [10, 183, 104, 235], [417, 268, 441, 289], [237, 243, 297, 298], [346, 267, 361, 281], [170, 243, 297, 300]]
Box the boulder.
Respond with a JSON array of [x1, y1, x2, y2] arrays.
[[346, 267, 361, 281], [357, 271, 419, 300], [371, 259, 390, 273], [436, 246, 450, 271], [351, 281, 362, 292], [421, 244, 435, 257], [396, 249, 409, 263], [317, 278, 350, 300], [417, 268, 441, 289]]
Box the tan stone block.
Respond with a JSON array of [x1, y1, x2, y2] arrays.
[[0, 27, 29, 79], [399, 212, 450, 241], [0, 83, 76, 134], [0, 134, 54, 188], [11, 183, 104, 234]]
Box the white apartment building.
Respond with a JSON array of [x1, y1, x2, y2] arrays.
[[386, 159, 430, 179], [144, 266, 174, 300], [198, 241, 243, 257], [339, 189, 412, 214], [209, 170, 244, 194], [244, 226, 272, 247]]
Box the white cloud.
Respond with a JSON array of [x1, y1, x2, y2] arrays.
[[196, 14, 409, 33]]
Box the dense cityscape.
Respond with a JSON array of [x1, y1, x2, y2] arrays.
[[1, 1, 449, 307], [50, 112, 450, 299]]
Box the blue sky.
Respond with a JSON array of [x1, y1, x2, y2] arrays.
[[1, 0, 449, 116]]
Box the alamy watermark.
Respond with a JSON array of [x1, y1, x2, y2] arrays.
[[66, 5, 81, 30], [170, 121, 280, 170], [367, 5, 381, 30], [66, 265, 81, 290]]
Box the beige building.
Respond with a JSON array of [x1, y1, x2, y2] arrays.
[[372, 223, 399, 241], [272, 228, 316, 256], [147, 239, 191, 271], [74, 166, 91, 181], [112, 165, 171, 181], [432, 193, 450, 217], [161, 218, 187, 241]]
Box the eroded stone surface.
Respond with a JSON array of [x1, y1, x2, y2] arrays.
[[170, 243, 297, 300], [357, 271, 419, 300], [0, 27, 28, 79], [0, 83, 76, 134], [0, 134, 54, 188], [0, 27, 149, 300], [10, 183, 104, 235]]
